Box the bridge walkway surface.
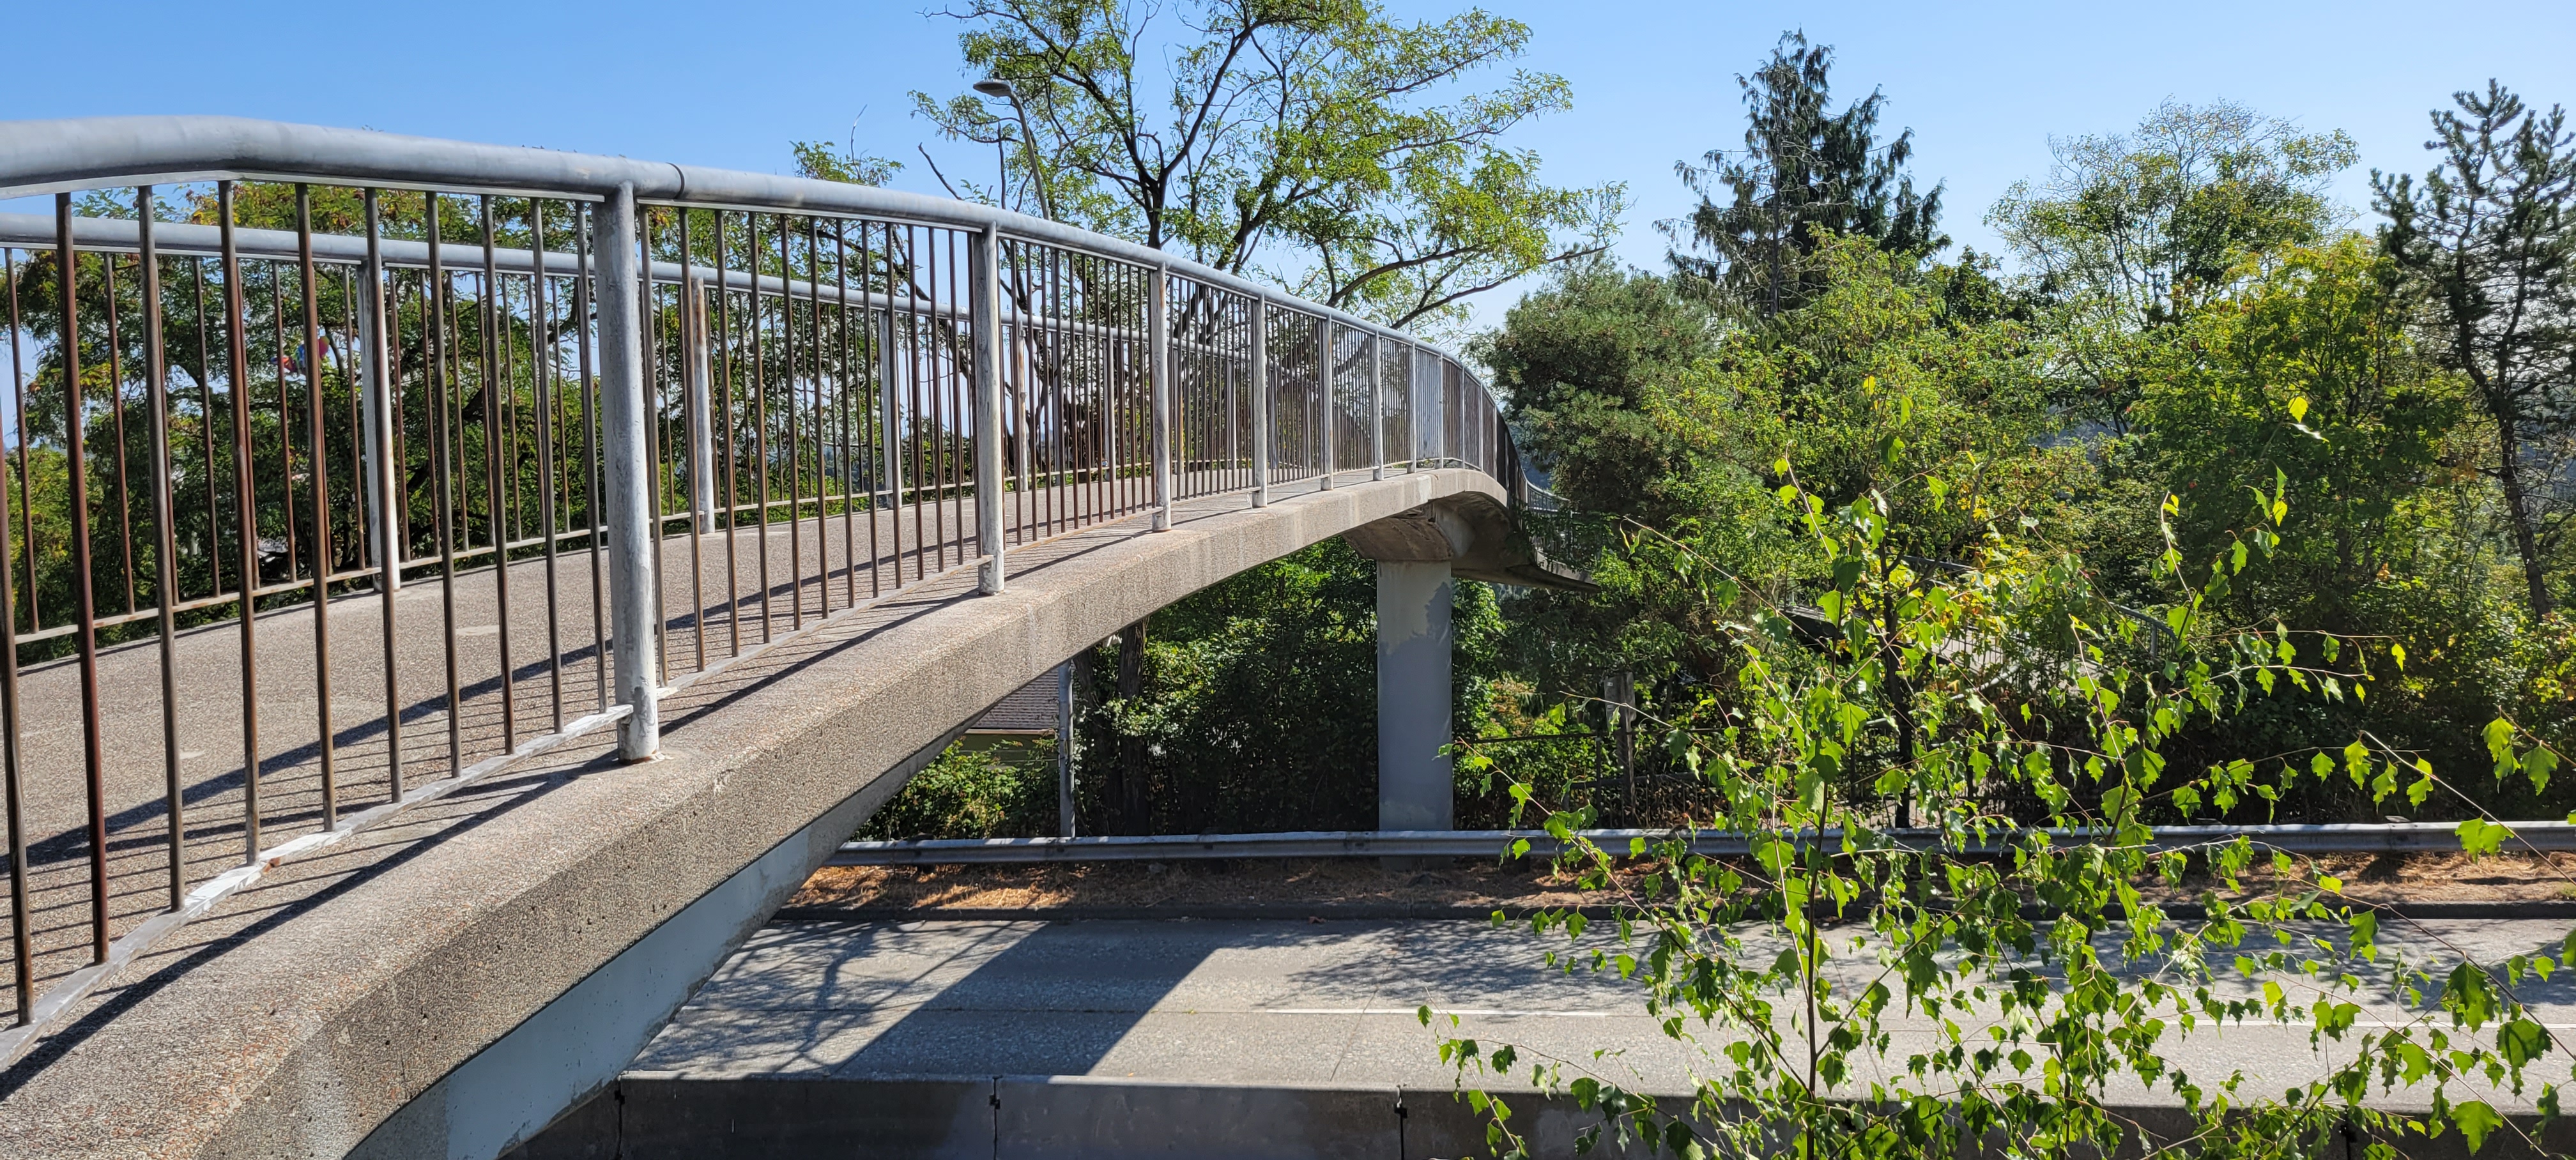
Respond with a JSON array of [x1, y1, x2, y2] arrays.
[[0, 468, 1498, 1159], [1, 466, 1290, 1030], [512, 913, 2576, 1160]]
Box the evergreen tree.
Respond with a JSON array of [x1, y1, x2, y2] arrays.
[[1664, 30, 1945, 319], [2375, 81, 2576, 616]]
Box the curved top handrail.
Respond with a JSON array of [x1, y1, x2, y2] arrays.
[[0, 115, 1482, 382]]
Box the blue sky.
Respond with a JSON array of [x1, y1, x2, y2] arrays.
[[7, 0, 2573, 332]]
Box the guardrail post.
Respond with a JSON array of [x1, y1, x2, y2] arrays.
[[971, 224, 1006, 594], [1057, 660, 1078, 837], [1370, 333, 1385, 481], [1318, 319, 1335, 490], [1149, 265, 1172, 531], [1250, 295, 1270, 508], [595, 183, 661, 761], [683, 268, 716, 533]]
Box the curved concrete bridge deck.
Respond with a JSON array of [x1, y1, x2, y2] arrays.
[[0, 468, 1507, 1159]]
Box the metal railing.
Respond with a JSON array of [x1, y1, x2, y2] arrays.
[[829, 822, 2572, 866], [0, 116, 1527, 1056]]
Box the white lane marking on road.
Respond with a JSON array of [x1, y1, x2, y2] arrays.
[[1264, 1007, 1617, 1018]]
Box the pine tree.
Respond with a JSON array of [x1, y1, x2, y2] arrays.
[[1664, 31, 1945, 318], [2375, 81, 2576, 616]]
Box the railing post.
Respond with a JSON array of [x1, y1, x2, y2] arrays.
[[971, 224, 1006, 594], [1318, 318, 1335, 490], [1370, 333, 1385, 481], [683, 268, 716, 534], [1149, 264, 1173, 531], [357, 201, 400, 595], [1250, 294, 1270, 508], [595, 183, 660, 761]]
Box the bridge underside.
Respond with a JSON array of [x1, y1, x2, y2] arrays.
[[0, 468, 1518, 1160]]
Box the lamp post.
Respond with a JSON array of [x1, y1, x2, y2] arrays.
[[974, 77, 1057, 221]]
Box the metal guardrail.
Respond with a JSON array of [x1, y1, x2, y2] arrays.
[[829, 823, 2576, 865], [0, 115, 1530, 1056]]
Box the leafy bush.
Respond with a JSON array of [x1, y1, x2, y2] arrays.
[[857, 741, 1057, 840]]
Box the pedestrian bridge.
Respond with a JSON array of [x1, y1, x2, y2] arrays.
[[0, 118, 1573, 1159]]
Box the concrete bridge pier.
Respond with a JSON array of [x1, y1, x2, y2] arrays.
[[1347, 499, 1499, 831], [1375, 560, 1453, 830]]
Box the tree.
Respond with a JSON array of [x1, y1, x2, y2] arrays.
[[1471, 259, 1714, 519], [1443, 408, 2567, 1159], [1664, 31, 1945, 320], [2133, 238, 2466, 626], [1991, 100, 2356, 432], [910, 0, 1622, 332], [2375, 81, 2576, 616]]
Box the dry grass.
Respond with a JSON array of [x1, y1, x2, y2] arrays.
[[790, 857, 1626, 912], [790, 850, 2576, 915]]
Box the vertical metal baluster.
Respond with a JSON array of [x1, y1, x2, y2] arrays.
[[575, 205, 605, 714], [139, 192, 185, 897], [217, 183, 264, 868], [8, 251, 36, 629], [907, 230, 925, 583], [295, 187, 339, 827], [54, 197, 109, 961], [532, 201, 564, 731], [187, 259, 219, 592], [0, 243, 27, 1023], [875, 225, 896, 593], [1045, 247, 1062, 537], [714, 213, 742, 656], [270, 268, 298, 582], [679, 211, 710, 673], [594, 183, 659, 761], [748, 216, 772, 643], [950, 232, 967, 565], [809, 218, 829, 617], [781, 217, 802, 630], [1370, 333, 1384, 480], [1250, 294, 1269, 508], [102, 254, 137, 614], [1150, 264, 1171, 531], [360, 190, 404, 801], [834, 221, 857, 607], [425, 194, 464, 772], [478, 196, 514, 750], [1318, 317, 1335, 491]]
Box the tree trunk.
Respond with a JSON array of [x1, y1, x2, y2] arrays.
[[1115, 617, 1151, 833], [2494, 411, 2555, 617]]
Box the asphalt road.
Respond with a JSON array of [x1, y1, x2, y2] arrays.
[[632, 915, 2576, 1113]]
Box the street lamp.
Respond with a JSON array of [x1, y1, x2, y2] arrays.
[[974, 77, 1056, 221]]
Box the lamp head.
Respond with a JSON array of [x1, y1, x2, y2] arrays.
[[973, 79, 1018, 101]]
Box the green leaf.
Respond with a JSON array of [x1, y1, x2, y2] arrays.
[[2500, 1017, 2550, 1067], [2451, 1099, 2504, 1154], [2288, 395, 2310, 422], [2460, 818, 2510, 858]]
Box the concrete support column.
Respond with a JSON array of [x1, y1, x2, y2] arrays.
[[1376, 560, 1453, 831]]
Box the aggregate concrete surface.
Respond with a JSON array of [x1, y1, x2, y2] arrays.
[[0, 469, 1504, 1160]]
